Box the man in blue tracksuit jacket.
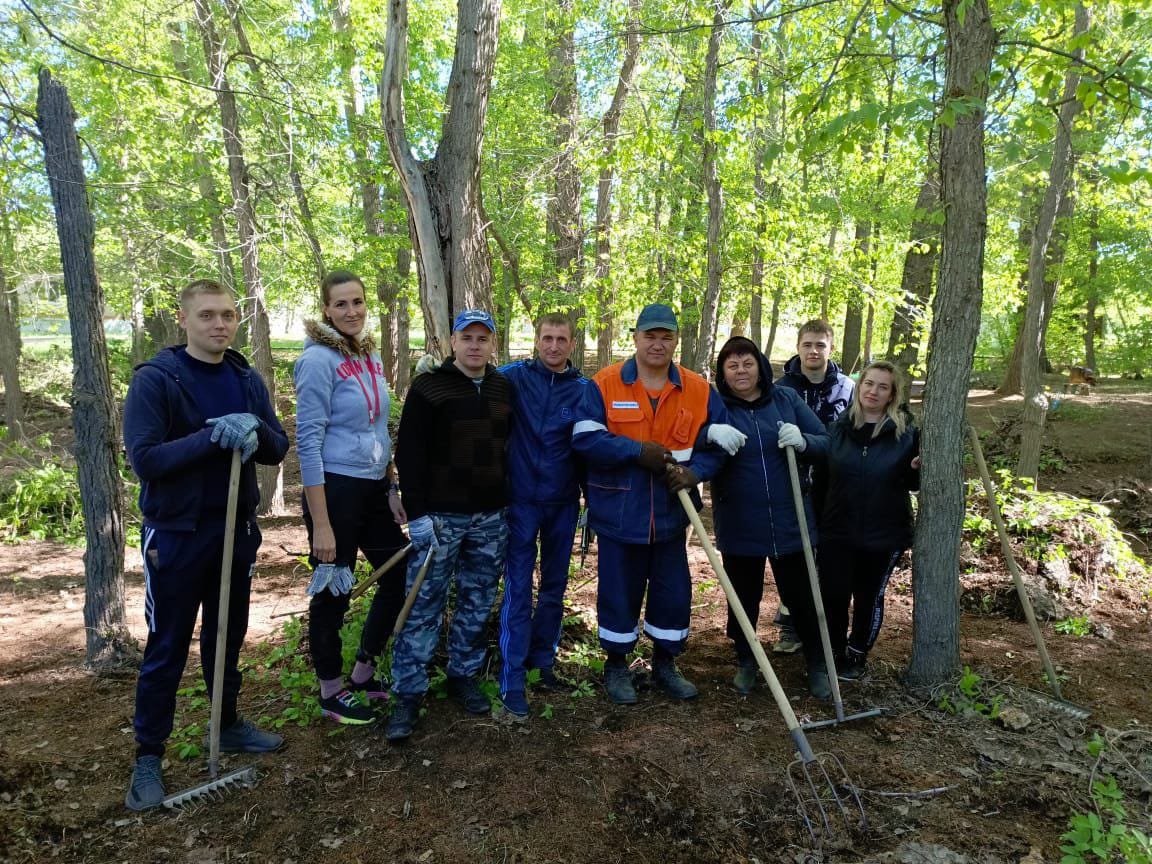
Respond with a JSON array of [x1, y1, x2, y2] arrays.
[[121, 279, 289, 811], [495, 313, 591, 720]]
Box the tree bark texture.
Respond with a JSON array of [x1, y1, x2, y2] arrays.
[[1084, 185, 1099, 372], [0, 249, 24, 441], [886, 169, 940, 374], [594, 0, 642, 369], [840, 218, 870, 374], [820, 222, 837, 321], [905, 0, 995, 689], [695, 3, 728, 378], [36, 69, 134, 670], [193, 0, 283, 515], [547, 0, 584, 363], [1017, 2, 1088, 482], [382, 0, 501, 358]]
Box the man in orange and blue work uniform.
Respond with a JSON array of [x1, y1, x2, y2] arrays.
[[572, 303, 746, 704]]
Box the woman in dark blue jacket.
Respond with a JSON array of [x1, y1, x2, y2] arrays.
[[815, 359, 920, 681], [711, 337, 831, 697]]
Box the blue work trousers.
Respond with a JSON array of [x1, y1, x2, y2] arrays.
[[390, 509, 508, 698], [133, 520, 260, 756], [596, 533, 691, 656], [498, 499, 579, 695]]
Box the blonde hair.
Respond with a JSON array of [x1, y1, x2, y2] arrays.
[[849, 360, 907, 438]]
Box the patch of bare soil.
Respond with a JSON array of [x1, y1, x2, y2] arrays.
[[2, 385, 1151, 863]]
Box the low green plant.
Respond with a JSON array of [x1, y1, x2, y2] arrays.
[[1060, 776, 1152, 863], [1055, 615, 1092, 637], [938, 666, 1002, 719], [0, 461, 84, 542]]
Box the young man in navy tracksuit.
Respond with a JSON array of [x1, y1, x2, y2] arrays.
[[495, 312, 591, 720], [122, 279, 289, 811]]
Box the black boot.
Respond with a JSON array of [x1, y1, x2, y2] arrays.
[[837, 647, 867, 681], [732, 655, 758, 695], [603, 654, 638, 705], [806, 662, 832, 700], [652, 649, 698, 700]]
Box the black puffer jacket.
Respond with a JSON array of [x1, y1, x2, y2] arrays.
[[816, 412, 920, 551]]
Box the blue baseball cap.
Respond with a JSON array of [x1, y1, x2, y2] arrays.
[[634, 303, 679, 332], [452, 308, 497, 333]]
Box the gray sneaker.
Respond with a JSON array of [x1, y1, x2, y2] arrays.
[[652, 659, 698, 700], [125, 755, 165, 811], [215, 717, 284, 753], [604, 666, 638, 705], [807, 664, 832, 700]]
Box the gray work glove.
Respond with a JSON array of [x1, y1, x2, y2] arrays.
[[406, 515, 439, 551], [706, 423, 747, 455], [777, 422, 806, 452], [414, 354, 439, 376], [207, 413, 261, 462], [306, 563, 355, 597]]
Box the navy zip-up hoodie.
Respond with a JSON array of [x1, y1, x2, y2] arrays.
[[123, 346, 289, 531], [710, 346, 828, 558], [815, 412, 920, 551], [498, 358, 590, 504], [776, 355, 855, 428]]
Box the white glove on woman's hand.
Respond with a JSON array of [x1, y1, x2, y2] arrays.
[[777, 422, 806, 452], [706, 423, 748, 455]]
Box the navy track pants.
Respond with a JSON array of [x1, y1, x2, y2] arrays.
[[596, 532, 691, 656]]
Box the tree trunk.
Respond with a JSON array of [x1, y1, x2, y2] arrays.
[[0, 249, 24, 441], [1017, 2, 1089, 482], [36, 70, 134, 670], [1084, 180, 1100, 372], [820, 223, 837, 321], [547, 0, 584, 363], [593, 0, 642, 369], [382, 0, 502, 359], [1037, 179, 1076, 374], [904, 0, 995, 689], [695, 2, 728, 378], [394, 286, 412, 398], [193, 0, 283, 515], [840, 219, 870, 374], [886, 169, 940, 374]]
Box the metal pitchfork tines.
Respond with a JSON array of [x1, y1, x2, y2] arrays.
[[676, 489, 867, 845]]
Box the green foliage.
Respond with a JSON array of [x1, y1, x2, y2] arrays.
[[1060, 776, 1152, 864], [938, 666, 1002, 719], [1054, 615, 1092, 637], [0, 457, 84, 542]]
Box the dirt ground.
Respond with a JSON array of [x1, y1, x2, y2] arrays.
[[2, 382, 1151, 864]]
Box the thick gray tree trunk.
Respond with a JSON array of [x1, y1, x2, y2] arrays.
[[593, 0, 642, 369], [886, 170, 940, 373], [0, 249, 24, 441], [695, 3, 728, 378], [840, 219, 870, 374], [1084, 181, 1100, 372], [1017, 3, 1089, 482], [382, 0, 501, 358], [37, 70, 134, 671], [905, 0, 995, 689], [547, 0, 584, 363], [193, 0, 284, 514]]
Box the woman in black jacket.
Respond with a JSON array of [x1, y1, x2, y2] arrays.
[[816, 360, 920, 680], [711, 337, 831, 698]]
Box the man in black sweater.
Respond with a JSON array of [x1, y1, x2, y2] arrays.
[[387, 309, 512, 741]]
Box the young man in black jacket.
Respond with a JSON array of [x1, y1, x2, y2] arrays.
[[387, 309, 512, 741], [122, 279, 289, 810]]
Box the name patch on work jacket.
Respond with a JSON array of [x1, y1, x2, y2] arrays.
[[611, 401, 640, 409]]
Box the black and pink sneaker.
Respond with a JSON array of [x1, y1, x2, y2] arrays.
[[348, 675, 390, 703]]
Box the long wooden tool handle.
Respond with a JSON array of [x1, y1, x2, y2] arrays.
[[784, 446, 845, 721], [209, 449, 242, 780], [349, 543, 414, 601], [677, 489, 816, 760], [967, 426, 1064, 699], [393, 547, 435, 635]]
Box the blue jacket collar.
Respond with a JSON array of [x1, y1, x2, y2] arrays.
[[621, 356, 682, 388]]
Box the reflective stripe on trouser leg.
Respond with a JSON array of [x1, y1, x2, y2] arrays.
[[446, 509, 508, 680], [527, 499, 580, 670], [640, 532, 691, 656], [499, 502, 542, 695], [596, 535, 649, 655]]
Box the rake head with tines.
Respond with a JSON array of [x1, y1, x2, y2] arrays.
[[162, 766, 257, 810], [785, 741, 868, 845]]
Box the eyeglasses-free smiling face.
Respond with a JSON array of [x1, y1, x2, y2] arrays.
[[323, 280, 367, 339], [633, 328, 678, 373], [178, 292, 238, 363], [536, 322, 574, 373], [722, 352, 761, 399], [451, 323, 495, 376], [859, 368, 895, 418]]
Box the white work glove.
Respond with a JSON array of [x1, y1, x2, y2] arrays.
[[406, 515, 439, 550], [414, 354, 439, 376], [305, 564, 355, 597], [777, 422, 806, 452], [706, 423, 747, 456]]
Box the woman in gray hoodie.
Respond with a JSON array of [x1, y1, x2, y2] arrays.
[[294, 270, 408, 725]]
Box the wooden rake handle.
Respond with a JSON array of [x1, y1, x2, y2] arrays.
[[209, 448, 242, 780], [677, 489, 816, 761]]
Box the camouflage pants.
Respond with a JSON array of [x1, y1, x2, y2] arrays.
[[390, 509, 508, 698]]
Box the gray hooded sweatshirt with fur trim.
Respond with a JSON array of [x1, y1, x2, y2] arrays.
[[294, 320, 392, 487]]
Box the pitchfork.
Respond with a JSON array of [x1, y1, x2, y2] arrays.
[[677, 489, 867, 844]]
